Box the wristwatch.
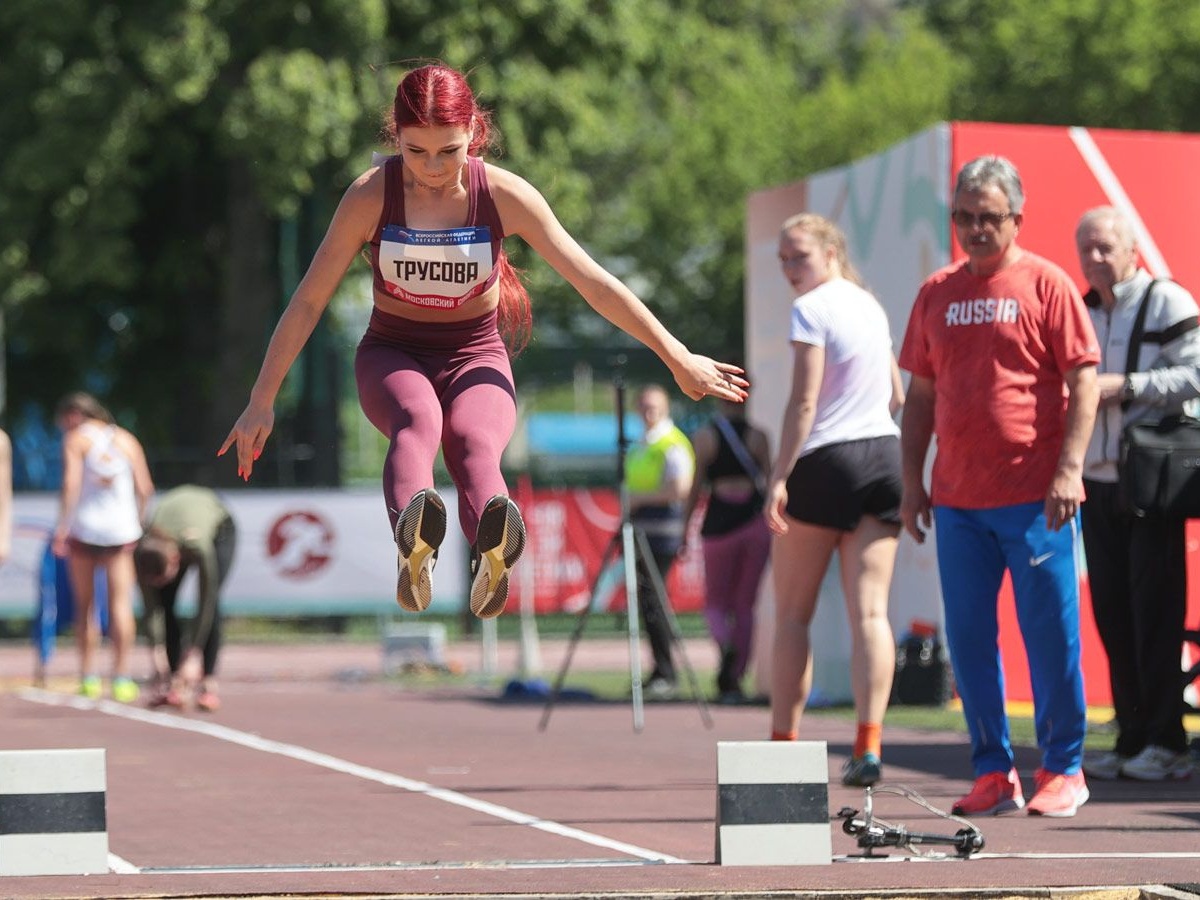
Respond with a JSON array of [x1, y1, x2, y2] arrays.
[[1121, 375, 1136, 404]]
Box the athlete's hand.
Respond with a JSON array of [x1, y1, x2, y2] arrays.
[[900, 484, 932, 544], [763, 478, 790, 536], [673, 355, 749, 403], [179, 649, 203, 686], [217, 402, 274, 482], [1044, 469, 1082, 531]]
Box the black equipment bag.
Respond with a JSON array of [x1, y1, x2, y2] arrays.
[[891, 628, 953, 706], [1117, 279, 1200, 518], [1119, 414, 1200, 517]]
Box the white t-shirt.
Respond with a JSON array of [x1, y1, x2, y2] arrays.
[[790, 277, 899, 454]]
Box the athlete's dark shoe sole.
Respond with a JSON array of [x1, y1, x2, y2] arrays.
[[469, 495, 526, 619], [394, 488, 447, 612]]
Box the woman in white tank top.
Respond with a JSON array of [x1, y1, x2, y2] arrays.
[[53, 392, 154, 703]]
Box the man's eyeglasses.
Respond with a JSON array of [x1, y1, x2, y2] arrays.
[[951, 210, 1014, 229]]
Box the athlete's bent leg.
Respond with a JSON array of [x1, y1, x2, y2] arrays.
[[355, 342, 443, 530]]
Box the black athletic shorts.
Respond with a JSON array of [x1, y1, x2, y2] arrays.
[[784, 434, 902, 531]]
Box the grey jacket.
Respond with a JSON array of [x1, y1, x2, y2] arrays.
[[1084, 268, 1200, 482]]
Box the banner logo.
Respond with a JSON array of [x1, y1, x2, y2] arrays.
[[266, 511, 335, 579]]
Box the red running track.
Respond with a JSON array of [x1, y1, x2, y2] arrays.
[[0, 637, 1198, 899]]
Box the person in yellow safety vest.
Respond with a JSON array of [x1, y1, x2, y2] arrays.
[[625, 384, 695, 698]]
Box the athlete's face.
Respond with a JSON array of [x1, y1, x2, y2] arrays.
[[398, 124, 473, 189], [1076, 216, 1137, 296], [951, 185, 1021, 267], [778, 227, 835, 298]]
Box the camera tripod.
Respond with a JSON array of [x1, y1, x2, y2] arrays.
[[538, 366, 712, 733]]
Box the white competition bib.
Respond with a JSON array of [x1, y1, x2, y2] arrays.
[[378, 224, 496, 309]]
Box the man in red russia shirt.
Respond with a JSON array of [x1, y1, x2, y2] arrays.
[[898, 156, 1100, 819]]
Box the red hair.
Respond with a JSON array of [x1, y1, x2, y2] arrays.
[[389, 64, 531, 355]]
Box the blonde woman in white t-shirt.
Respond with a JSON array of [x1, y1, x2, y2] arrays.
[[53, 392, 154, 703], [765, 213, 905, 787]]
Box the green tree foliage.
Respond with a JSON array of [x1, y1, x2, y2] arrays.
[[916, 0, 1200, 130], [0, 0, 389, 485], [385, 0, 956, 371], [0, 0, 955, 484]]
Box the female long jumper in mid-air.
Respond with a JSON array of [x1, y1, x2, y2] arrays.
[[219, 63, 748, 619]]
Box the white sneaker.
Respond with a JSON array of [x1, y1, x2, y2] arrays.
[[644, 676, 678, 700], [1083, 750, 1131, 781], [1120, 745, 1193, 781]]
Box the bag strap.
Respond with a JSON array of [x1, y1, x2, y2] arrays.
[[712, 414, 765, 493], [1122, 278, 1160, 411]]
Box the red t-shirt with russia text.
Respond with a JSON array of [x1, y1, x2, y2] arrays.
[[898, 251, 1100, 509]]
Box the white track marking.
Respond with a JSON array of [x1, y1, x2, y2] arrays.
[[107, 850, 1200, 876], [141, 857, 665, 874], [1069, 126, 1171, 277], [836, 851, 1200, 863], [18, 689, 689, 866], [107, 853, 140, 874], [978, 851, 1200, 860]]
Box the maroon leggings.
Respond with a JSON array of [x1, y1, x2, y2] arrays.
[[355, 307, 515, 540]]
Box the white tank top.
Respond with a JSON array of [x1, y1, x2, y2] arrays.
[[69, 422, 143, 546]]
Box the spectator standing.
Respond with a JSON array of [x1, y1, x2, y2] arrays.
[[135, 485, 238, 713], [898, 156, 1100, 817], [53, 392, 154, 702], [764, 213, 905, 787], [220, 63, 747, 621], [626, 384, 695, 698], [1075, 206, 1200, 781], [682, 397, 772, 703]]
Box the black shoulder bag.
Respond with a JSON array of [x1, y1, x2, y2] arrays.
[[1117, 280, 1200, 517]]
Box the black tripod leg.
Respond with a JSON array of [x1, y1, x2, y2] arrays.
[[632, 527, 713, 728], [538, 532, 621, 731]]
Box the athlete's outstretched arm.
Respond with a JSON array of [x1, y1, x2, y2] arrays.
[[218, 170, 381, 480], [493, 167, 748, 403]]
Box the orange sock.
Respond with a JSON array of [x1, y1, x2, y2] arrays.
[[771, 729, 798, 741], [853, 722, 882, 758]]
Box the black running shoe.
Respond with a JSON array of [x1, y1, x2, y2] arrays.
[[394, 488, 447, 612], [469, 495, 526, 619]]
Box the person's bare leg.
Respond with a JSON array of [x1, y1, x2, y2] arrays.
[[770, 521, 838, 736], [105, 549, 138, 679], [839, 517, 900, 726], [67, 551, 98, 681]]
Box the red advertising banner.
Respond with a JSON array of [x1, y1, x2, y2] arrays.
[[509, 486, 706, 615]]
